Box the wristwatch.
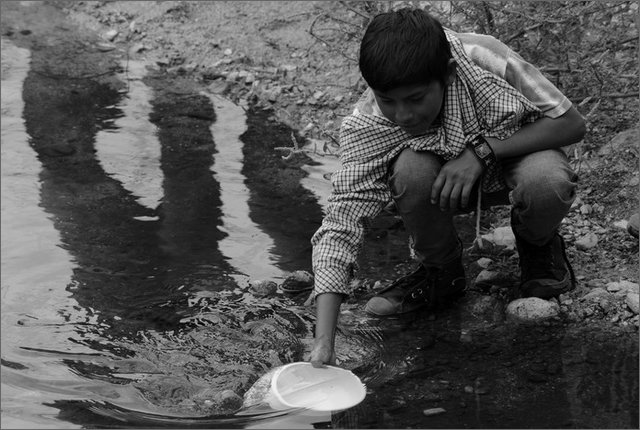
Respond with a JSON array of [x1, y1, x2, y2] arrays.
[[468, 135, 496, 169]]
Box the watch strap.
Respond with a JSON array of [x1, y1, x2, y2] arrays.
[[468, 136, 496, 168]]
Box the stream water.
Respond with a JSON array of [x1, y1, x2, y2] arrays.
[[1, 29, 638, 430]]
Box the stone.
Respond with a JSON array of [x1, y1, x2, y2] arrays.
[[249, 280, 277, 297], [244, 73, 255, 84], [575, 232, 598, 250], [474, 269, 500, 287], [580, 287, 610, 302], [618, 280, 639, 294], [130, 43, 146, 54], [481, 226, 515, 249], [579, 204, 593, 215], [280, 270, 314, 293], [606, 282, 623, 293], [626, 292, 639, 314], [280, 64, 297, 73], [506, 298, 560, 324], [423, 407, 446, 416], [476, 257, 493, 269], [103, 29, 119, 41]]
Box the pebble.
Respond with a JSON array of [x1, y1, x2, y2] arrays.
[[626, 292, 639, 314], [575, 232, 598, 250], [481, 226, 516, 249], [579, 204, 593, 215], [613, 220, 628, 230], [103, 29, 118, 41], [280, 64, 297, 73], [474, 269, 500, 286], [423, 407, 446, 416], [476, 257, 493, 269], [580, 287, 610, 302], [129, 43, 146, 54]]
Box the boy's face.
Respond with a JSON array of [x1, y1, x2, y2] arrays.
[[372, 60, 456, 136]]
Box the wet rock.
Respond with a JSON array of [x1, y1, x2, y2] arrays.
[[626, 292, 639, 314], [280, 270, 314, 293], [506, 298, 560, 324], [215, 389, 244, 411], [575, 232, 598, 250], [193, 388, 243, 413], [423, 407, 446, 416], [249, 280, 277, 297]]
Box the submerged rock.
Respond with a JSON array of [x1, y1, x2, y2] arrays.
[[280, 270, 314, 293], [249, 280, 278, 297]]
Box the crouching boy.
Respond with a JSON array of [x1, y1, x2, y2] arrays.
[[309, 8, 586, 366]]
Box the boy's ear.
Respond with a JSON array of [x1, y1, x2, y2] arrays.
[[445, 59, 457, 86]]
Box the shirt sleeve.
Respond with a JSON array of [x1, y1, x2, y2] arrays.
[[456, 31, 572, 119], [310, 117, 392, 297]]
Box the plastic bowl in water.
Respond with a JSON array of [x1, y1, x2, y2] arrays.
[[268, 362, 366, 412]]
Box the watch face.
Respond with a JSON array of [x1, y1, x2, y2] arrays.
[[476, 142, 492, 159]]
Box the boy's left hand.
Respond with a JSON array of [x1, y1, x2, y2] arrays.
[[430, 147, 484, 212]]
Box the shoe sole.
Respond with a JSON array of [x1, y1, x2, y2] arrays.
[[520, 271, 575, 299], [364, 288, 466, 317]]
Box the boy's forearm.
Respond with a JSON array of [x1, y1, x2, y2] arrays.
[[487, 106, 586, 160], [315, 292, 343, 342]]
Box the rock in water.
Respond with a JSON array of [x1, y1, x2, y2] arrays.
[[280, 270, 314, 293], [249, 280, 277, 297]]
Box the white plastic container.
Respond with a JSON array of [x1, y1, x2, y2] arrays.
[[266, 362, 366, 412]]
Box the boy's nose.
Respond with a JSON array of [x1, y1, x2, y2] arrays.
[[395, 104, 414, 125]]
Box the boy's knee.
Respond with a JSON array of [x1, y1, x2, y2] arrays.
[[389, 149, 440, 198], [516, 169, 577, 209]]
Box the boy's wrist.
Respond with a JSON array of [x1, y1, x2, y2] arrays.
[[467, 135, 497, 169]]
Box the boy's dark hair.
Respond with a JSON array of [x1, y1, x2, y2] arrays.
[[359, 8, 452, 91]]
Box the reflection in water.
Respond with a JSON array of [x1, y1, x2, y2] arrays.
[[94, 60, 163, 212], [207, 93, 283, 282]]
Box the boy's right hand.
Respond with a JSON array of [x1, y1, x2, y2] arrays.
[[308, 335, 336, 367]]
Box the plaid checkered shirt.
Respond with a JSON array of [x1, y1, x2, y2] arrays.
[[311, 31, 545, 297]]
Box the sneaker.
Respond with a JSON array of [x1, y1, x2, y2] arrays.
[[516, 232, 576, 299], [364, 258, 466, 316]]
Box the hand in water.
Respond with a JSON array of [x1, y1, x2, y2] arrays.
[[308, 335, 336, 367]]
